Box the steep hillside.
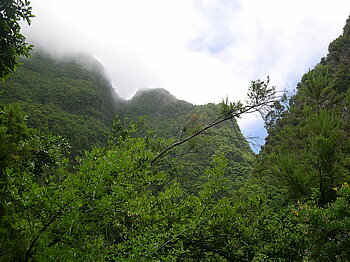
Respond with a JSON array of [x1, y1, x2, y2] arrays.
[[256, 16, 350, 206], [0, 50, 121, 152], [120, 88, 253, 190], [120, 88, 251, 154], [321, 16, 350, 93], [119, 88, 195, 139]]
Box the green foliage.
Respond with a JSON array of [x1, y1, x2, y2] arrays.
[[296, 65, 338, 109], [295, 184, 350, 261], [0, 110, 302, 261], [0, 103, 34, 177], [220, 96, 244, 117], [0, 105, 71, 261], [0, 0, 34, 81], [0, 116, 157, 260], [306, 110, 348, 206], [246, 76, 275, 108], [258, 58, 350, 206], [250, 19, 350, 261], [220, 77, 276, 118], [322, 16, 350, 93], [109, 115, 144, 145]]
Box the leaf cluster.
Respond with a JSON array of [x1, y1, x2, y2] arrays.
[[0, 0, 34, 81]]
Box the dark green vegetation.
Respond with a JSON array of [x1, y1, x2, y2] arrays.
[[0, 51, 121, 153], [0, 0, 34, 81], [1, 2, 350, 259]]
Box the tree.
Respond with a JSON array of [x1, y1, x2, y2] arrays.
[[0, 0, 34, 81], [257, 58, 350, 207], [296, 183, 350, 261]]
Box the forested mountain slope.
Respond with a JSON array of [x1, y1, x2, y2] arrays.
[[322, 16, 350, 93], [257, 16, 350, 205], [0, 49, 253, 178], [0, 50, 121, 152], [120, 88, 251, 154], [251, 17, 350, 260], [119, 88, 253, 188]]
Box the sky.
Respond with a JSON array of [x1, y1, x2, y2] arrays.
[[21, 0, 350, 150]]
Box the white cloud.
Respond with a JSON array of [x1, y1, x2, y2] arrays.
[[21, 0, 350, 148]]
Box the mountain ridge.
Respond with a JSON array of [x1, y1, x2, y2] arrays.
[[0, 49, 253, 178]]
